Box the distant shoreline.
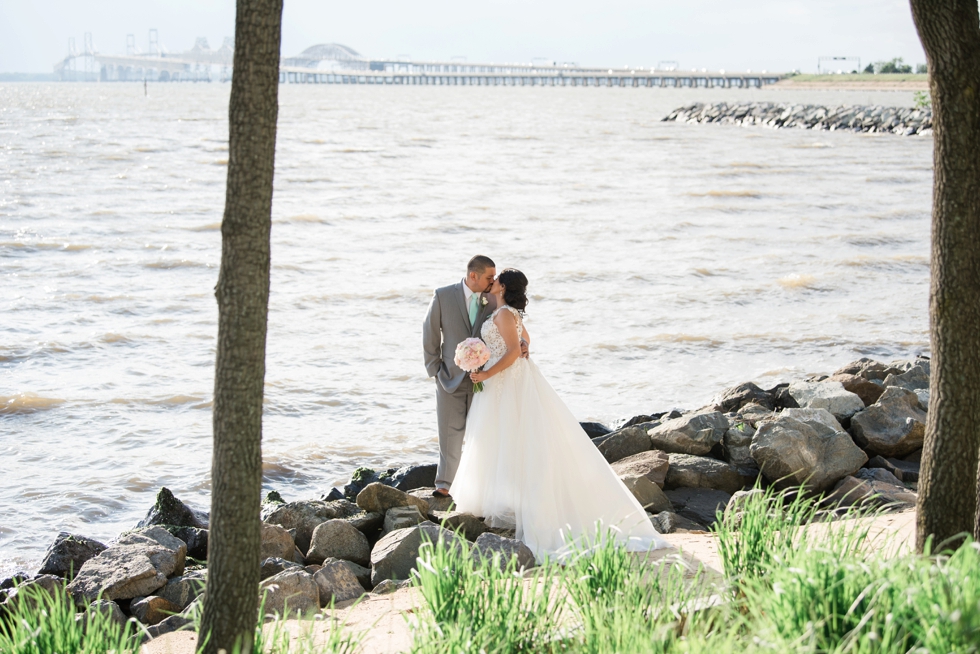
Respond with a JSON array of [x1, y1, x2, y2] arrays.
[[773, 74, 928, 92]]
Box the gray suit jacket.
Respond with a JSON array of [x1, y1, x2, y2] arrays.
[[423, 281, 493, 393]]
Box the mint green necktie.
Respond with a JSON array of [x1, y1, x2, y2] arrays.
[[469, 293, 479, 325]]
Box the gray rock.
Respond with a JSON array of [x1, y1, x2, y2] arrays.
[[80, 599, 128, 630], [736, 403, 775, 426], [662, 488, 732, 526], [356, 483, 430, 516], [750, 417, 867, 492], [717, 382, 774, 412], [882, 365, 929, 392], [723, 422, 756, 467], [156, 571, 206, 610], [849, 387, 927, 457], [472, 532, 536, 571], [619, 475, 672, 513], [319, 557, 372, 591], [828, 373, 885, 406], [166, 526, 208, 561], [596, 425, 652, 463], [313, 561, 365, 606], [3, 575, 70, 613], [260, 557, 302, 581], [260, 523, 296, 562], [827, 475, 917, 510], [855, 467, 904, 485], [580, 422, 612, 438], [407, 488, 455, 513], [779, 407, 845, 434], [649, 511, 708, 534], [787, 381, 864, 420], [307, 520, 371, 566], [383, 506, 427, 535], [262, 499, 362, 553], [914, 388, 930, 411], [388, 464, 438, 492], [342, 467, 397, 501], [344, 511, 384, 537], [866, 455, 920, 483], [145, 614, 193, 639], [67, 527, 187, 604], [259, 569, 320, 618], [131, 595, 182, 626], [370, 523, 461, 586], [664, 454, 751, 494], [430, 511, 487, 541], [833, 358, 898, 382], [371, 579, 411, 595], [37, 532, 107, 580], [609, 449, 669, 487], [647, 412, 730, 456], [136, 487, 208, 530]]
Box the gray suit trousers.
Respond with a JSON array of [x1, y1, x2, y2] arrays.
[[435, 381, 473, 490]]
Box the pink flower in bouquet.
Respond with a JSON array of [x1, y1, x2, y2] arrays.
[[454, 338, 491, 392]]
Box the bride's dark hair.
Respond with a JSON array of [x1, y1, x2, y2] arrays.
[[498, 268, 529, 313]]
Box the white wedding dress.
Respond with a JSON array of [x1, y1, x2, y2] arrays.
[[450, 305, 671, 562]]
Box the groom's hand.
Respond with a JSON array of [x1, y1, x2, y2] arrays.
[[520, 339, 529, 359]]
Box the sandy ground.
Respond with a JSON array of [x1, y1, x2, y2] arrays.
[[772, 79, 928, 91], [142, 510, 916, 654]]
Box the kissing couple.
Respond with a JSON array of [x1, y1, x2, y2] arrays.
[[423, 255, 670, 561]]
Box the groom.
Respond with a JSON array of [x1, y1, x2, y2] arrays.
[[422, 255, 497, 498]]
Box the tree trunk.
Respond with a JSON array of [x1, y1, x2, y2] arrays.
[[909, 0, 980, 552], [200, 1, 282, 652]]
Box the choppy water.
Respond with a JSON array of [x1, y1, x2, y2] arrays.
[[0, 82, 931, 576]]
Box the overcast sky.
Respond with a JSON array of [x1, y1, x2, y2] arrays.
[[1, 0, 926, 74]]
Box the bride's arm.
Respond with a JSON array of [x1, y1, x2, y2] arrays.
[[470, 311, 522, 382]]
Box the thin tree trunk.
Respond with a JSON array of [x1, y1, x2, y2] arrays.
[[909, 0, 980, 552], [200, 1, 282, 652]]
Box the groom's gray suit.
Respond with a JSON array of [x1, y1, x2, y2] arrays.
[[423, 280, 493, 491]]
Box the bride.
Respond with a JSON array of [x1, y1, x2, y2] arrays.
[[450, 269, 671, 561]]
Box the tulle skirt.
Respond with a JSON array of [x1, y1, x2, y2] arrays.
[[450, 357, 671, 562]]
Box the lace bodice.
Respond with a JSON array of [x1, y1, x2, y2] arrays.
[[481, 305, 525, 369]]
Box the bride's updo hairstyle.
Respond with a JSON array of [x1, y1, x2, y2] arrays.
[[498, 268, 529, 313]]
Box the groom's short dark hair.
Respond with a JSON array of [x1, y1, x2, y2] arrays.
[[467, 255, 495, 274]]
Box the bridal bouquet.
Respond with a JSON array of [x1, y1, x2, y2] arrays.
[[454, 338, 491, 393]]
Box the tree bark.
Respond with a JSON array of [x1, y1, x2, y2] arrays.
[[200, 1, 282, 652], [909, 0, 980, 552]]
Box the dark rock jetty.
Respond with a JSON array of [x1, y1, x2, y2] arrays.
[[663, 102, 933, 136]]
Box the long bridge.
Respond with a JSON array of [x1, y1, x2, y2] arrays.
[[55, 35, 786, 89]]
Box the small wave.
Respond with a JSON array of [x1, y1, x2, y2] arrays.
[[793, 142, 833, 149], [109, 395, 212, 409], [212, 159, 228, 166], [1, 393, 65, 415], [335, 148, 379, 153], [143, 259, 210, 269], [186, 222, 222, 232], [840, 255, 929, 270], [277, 214, 329, 225], [0, 241, 91, 252], [687, 190, 761, 198], [777, 274, 818, 289], [100, 333, 131, 344], [728, 161, 767, 168], [691, 267, 717, 277]]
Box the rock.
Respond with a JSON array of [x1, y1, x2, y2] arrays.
[[320, 557, 372, 591], [293, 547, 306, 565], [472, 532, 536, 571], [383, 506, 427, 534], [306, 520, 371, 566], [647, 412, 730, 456], [725, 488, 766, 516], [356, 483, 430, 516], [372, 579, 411, 594], [833, 357, 898, 382], [166, 526, 208, 561], [723, 422, 756, 467], [259, 569, 320, 618], [145, 614, 193, 639], [619, 475, 672, 513], [866, 455, 920, 483], [0, 573, 29, 590], [388, 464, 438, 492], [370, 523, 461, 586], [260, 557, 302, 581], [663, 488, 732, 526], [67, 527, 187, 604], [914, 388, 930, 411], [430, 511, 487, 541], [664, 454, 751, 494], [768, 383, 799, 409], [81, 599, 128, 630], [156, 571, 206, 610], [787, 381, 864, 420], [596, 425, 652, 463], [827, 476, 917, 509], [264, 490, 286, 505], [622, 414, 662, 429], [321, 488, 345, 502], [736, 403, 774, 426], [649, 511, 708, 534], [779, 407, 845, 433], [342, 467, 397, 501], [717, 382, 773, 412], [580, 422, 612, 438], [828, 373, 885, 406], [849, 387, 927, 457], [408, 488, 455, 513], [750, 417, 867, 492], [610, 450, 670, 487], [37, 532, 107, 579], [344, 511, 384, 539], [260, 523, 295, 561], [136, 487, 208, 530], [262, 499, 362, 553], [313, 561, 365, 606], [855, 467, 904, 486], [131, 595, 182, 626], [882, 365, 929, 392], [3, 575, 70, 613]]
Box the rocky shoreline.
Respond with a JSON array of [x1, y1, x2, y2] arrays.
[[0, 355, 929, 640], [663, 102, 934, 136]]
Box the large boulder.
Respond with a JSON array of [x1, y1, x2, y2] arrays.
[[472, 532, 536, 571], [827, 373, 885, 407], [779, 407, 845, 433], [343, 511, 384, 538], [827, 475, 917, 510], [580, 422, 612, 439], [306, 520, 371, 566], [313, 561, 365, 606], [736, 403, 775, 426], [849, 387, 927, 457], [383, 506, 427, 535], [662, 489, 731, 527], [866, 455, 920, 483], [37, 532, 106, 579], [131, 595, 182, 626], [156, 571, 206, 610], [80, 599, 128, 631], [430, 511, 487, 541], [619, 475, 672, 513], [2, 575, 70, 613], [717, 382, 773, 412], [370, 523, 461, 586], [663, 454, 751, 494], [342, 467, 397, 501], [357, 483, 430, 516], [166, 526, 208, 561], [408, 488, 454, 513], [262, 499, 362, 553], [260, 523, 295, 561], [259, 569, 319, 618], [596, 425, 652, 463], [722, 422, 756, 467], [260, 557, 302, 581], [320, 557, 372, 591], [787, 381, 865, 421], [647, 412, 730, 456], [833, 358, 900, 382], [388, 464, 438, 492], [610, 450, 669, 487], [882, 365, 929, 392], [66, 527, 186, 604], [136, 488, 208, 530], [750, 416, 867, 492]]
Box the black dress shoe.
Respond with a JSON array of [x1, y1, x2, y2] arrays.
[[432, 489, 451, 498]]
